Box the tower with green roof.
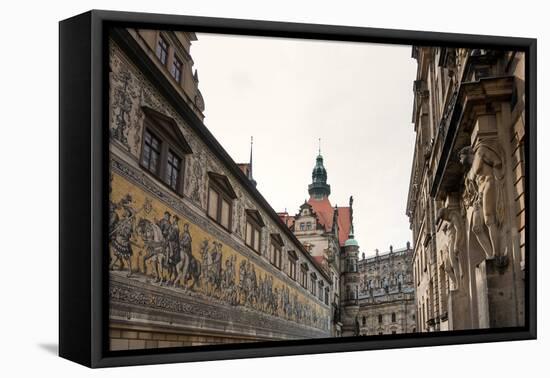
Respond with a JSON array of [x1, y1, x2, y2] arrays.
[[308, 142, 331, 200]]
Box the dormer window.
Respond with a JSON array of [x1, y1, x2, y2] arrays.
[[140, 107, 192, 196], [207, 172, 237, 232], [245, 209, 265, 254], [156, 35, 169, 66]]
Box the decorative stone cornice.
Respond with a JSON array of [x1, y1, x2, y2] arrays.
[[430, 75, 515, 199]]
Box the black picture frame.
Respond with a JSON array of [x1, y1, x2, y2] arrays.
[[59, 9, 537, 368]]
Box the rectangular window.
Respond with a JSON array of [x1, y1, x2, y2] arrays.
[[299, 223, 305, 231], [324, 287, 329, 305], [246, 221, 253, 246], [140, 109, 191, 196], [171, 55, 183, 82], [300, 268, 307, 288], [208, 188, 218, 219], [165, 150, 181, 191], [156, 35, 169, 65], [270, 238, 282, 269], [207, 185, 232, 232], [141, 130, 161, 174], [245, 218, 262, 254], [220, 199, 230, 229], [254, 229, 260, 251], [288, 253, 297, 280]]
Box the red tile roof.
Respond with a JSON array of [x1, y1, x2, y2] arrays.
[[307, 197, 352, 247], [277, 212, 295, 229]]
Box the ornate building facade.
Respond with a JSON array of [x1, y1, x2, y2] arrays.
[[277, 152, 417, 337], [357, 245, 416, 335], [278, 152, 354, 336], [108, 28, 333, 350], [406, 47, 526, 332]]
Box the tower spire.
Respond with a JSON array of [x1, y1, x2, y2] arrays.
[[308, 142, 331, 200], [249, 136, 257, 187], [249, 136, 253, 177]]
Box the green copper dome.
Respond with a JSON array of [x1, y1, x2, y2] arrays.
[[308, 154, 331, 199], [344, 237, 359, 247]]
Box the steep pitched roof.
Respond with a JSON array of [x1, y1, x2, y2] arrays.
[[307, 197, 352, 247], [336, 206, 352, 247]]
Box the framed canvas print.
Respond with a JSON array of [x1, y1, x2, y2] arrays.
[[59, 10, 537, 368]]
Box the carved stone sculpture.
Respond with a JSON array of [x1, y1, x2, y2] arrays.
[[459, 142, 506, 260], [437, 206, 464, 291]]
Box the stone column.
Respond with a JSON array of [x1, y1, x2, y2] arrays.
[[467, 113, 520, 329], [476, 259, 518, 328]]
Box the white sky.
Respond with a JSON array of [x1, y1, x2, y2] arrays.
[[192, 33, 417, 256]]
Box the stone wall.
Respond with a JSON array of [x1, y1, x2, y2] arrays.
[[357, 247, 416, 334], [108, 34, 331, 350], [406, 48, 526, 332]]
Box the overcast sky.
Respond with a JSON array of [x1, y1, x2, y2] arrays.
[[192, 33, 417, 256]]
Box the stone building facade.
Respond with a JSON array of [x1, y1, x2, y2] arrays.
[[357, 245, 416, 335], [108, 28, 333, 350], [278, 152, 354, 336], [406, 47, 526, 332]]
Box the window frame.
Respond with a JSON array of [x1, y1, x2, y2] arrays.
[[207, 185, 232, 232], [245, 209, 265, 254], [310, 272, 317, 296], [139, 108, 192, 197], [269, 234, 284, 269], [287, 250, 298, 280], [156, 34, 169, 66], [300, 263, 309, 289], [171, 54, 183, 83], [206, 172, 237, 232]]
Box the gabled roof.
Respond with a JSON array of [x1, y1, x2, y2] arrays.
[[307, 197, 352, 247]]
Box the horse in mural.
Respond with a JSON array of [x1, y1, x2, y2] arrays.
[[136, 218, 167, 284], [173, 224, 202, 290]]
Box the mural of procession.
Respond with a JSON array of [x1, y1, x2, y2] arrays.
[[109, 173, 329, 331]]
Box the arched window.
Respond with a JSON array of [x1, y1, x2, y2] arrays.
[[392, 312, 396, 322], [362, 316, 366, 326], [378, 314, 383, 324]]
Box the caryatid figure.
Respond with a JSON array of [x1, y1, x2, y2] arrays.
[[459, 143, 505, 260], [437, 210, 464, 291]]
